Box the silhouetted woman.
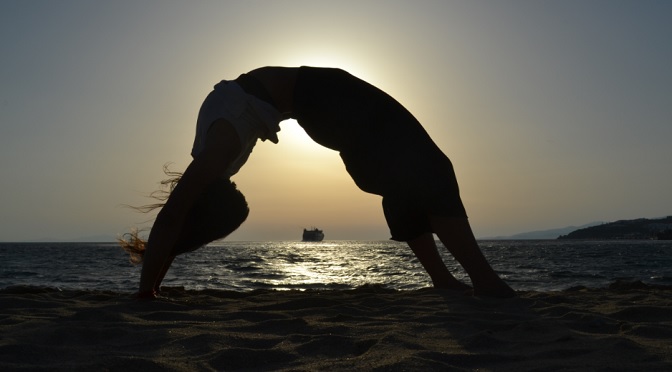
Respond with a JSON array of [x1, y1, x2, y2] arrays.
[[121, 67, 515, 298]]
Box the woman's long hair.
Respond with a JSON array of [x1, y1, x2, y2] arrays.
[[119, 164, 249, 263]]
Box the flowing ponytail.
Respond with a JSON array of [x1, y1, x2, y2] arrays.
[[118, 228, 148, 264]]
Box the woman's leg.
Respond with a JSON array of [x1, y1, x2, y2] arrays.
[[430, 216, 515, 298], [407, 232, 471, 291]]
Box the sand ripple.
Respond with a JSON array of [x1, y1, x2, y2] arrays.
[[1, 284, 671, 371]]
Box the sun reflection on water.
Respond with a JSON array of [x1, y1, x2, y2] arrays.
[[170, 240, 451, 291]]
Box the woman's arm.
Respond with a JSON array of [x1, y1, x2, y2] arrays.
[[153, 254, 175, 293], [138, 119, 242, 295]]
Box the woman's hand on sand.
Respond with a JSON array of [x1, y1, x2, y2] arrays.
[[134, 289, 158, 300]]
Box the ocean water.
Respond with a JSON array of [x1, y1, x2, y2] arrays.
[[1, 240, 671, 293]]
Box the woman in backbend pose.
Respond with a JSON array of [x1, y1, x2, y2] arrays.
[[120, 66, 515, 298]]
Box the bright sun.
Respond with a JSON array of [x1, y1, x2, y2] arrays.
[[277, 119, 331, 156]]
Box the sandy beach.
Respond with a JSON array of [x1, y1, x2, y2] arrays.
[[1, 283, 671, 371]]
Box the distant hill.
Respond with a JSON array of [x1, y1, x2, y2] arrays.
[[558, 216, 672, 240], [483, 222, 602, 240]]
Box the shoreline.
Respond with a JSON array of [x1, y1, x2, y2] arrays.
[[2, 285, 671, 371]]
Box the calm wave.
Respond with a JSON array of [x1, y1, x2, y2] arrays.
[[1, 240, 671, 293]]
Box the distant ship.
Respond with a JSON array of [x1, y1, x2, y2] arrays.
[[302, 227, 324, 242]]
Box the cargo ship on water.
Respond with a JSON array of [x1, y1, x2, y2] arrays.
[[302, 228, 324, 242]]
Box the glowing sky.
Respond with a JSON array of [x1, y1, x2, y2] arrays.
[[1, 1, 671, 241]]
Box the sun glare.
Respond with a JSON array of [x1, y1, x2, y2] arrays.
[[273, 119, 340, 169], [275, 45, 384, 83], [284, 52, 362, 72], [278, 119, 322, 150]]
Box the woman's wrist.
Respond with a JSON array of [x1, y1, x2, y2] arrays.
[[135, 289, 158, 299]]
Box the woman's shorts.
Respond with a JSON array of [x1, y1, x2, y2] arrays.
[[342, 146, 467, 242], [382, 155, 467, 242]]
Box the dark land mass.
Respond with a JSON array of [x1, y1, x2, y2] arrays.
[[558, 216, 672, 240]]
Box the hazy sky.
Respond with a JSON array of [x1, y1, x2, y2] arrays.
[[1, 1, 671, 241]]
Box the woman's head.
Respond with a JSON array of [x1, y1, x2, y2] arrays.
[[119, 169, 249, 263], [173, 178, 249, 255]]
